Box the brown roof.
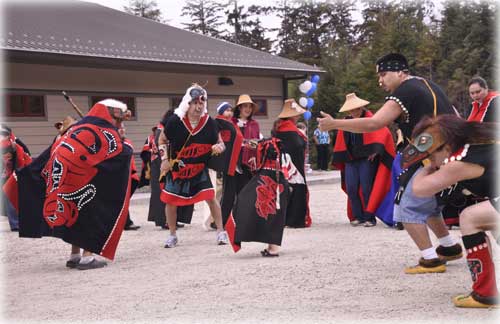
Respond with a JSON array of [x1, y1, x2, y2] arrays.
[[1, 1, 322, 76]]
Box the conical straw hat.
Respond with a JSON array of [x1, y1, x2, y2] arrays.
[[278, 98, 306, 118], [235, 94, 258, 113], [339, 93, 370, 112]]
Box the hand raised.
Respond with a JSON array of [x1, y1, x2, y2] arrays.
[[316, 111, 335, 132]]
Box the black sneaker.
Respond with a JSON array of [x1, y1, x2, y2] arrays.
[[66, 258, 80, 269], [436, 243, 463, 261], [76, 259, 108, 270], [395, 222, 404, 230]]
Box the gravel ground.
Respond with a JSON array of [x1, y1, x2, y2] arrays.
[[1, 181, 499, 323]]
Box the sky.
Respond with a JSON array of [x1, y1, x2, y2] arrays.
[[83, 0, 282, 30], [2, 0, 446, 37]]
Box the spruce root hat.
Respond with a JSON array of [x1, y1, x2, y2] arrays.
[[339, 93, 370, 112], [278, 98, 306, 118], [235, 94, 258, 113]]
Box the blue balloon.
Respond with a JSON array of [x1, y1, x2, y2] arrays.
[[303, 110, 312, 120], [311, 74, 320, 83], [306, 98, 315, 108], [306, 82, 317, 97]]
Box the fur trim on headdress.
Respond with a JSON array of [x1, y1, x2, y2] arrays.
[[98, 99, 127, 112], [174, 84, 208, 119]]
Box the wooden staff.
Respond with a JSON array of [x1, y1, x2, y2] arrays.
[[61, 91, 84, 118]]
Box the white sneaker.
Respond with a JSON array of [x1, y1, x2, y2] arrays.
[[164, 235, 178, 248], [216, 231, 229, 245]]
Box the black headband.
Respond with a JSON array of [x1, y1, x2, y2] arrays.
[[376, 60, 409, 73]]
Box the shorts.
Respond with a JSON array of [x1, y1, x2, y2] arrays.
[[393, 167, 443, 224]]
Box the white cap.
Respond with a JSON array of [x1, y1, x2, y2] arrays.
[[98, 99, 127, 112]]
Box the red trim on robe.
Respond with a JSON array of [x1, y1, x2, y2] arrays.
[[332, 110, 395, 221], [225, 213, 241, 253], [216, 115, 243, 176], [160, 188, 215, 206], [276, 119, 307, 142], [182, 114, 209, 135], [100, 159, 132, 260], [468, 91, 498, 122]]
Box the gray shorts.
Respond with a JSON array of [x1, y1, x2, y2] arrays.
[[393, 167, 443, 224]]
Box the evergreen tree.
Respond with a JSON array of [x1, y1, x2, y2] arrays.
[[224, 1, 273, 52], [436, 1, 497, 113], [124, 0, 163, 22], [181, 0, 224, 38]]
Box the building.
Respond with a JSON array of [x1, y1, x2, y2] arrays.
[[1, 1, 321, 156]]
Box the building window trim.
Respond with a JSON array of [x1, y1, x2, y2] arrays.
[[253, 98, 268, 117], [4, 93, 47, 120]]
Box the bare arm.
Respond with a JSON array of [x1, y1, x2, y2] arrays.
[[412, 162, 485, 197], [317, 100, 402, 133], [158, 130, 171, 174]]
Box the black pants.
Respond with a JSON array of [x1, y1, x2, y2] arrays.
[[220, 168, 253, 226], [126, 179, 139, 227], [316, 144, 329, 170]]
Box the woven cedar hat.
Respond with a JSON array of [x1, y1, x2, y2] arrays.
[[235, 94, 258, 113], [339, 93, 370, 112], [278, 98, 306, 118]]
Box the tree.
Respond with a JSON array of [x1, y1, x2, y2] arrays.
[[436, 1, 497, 113], [224, 1, 273, 52], [124, 0, 163, 22], [181, 0, 225, 38]]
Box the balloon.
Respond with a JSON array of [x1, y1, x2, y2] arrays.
[[311, 74, 320, 83], [303, 110, 312, 120], [306, 98, 315, 108], [299, 97, 308, 107], [299, 80, 312, 94], [306, 82, 317, 97]]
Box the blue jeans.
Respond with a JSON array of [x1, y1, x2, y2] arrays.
[[1, 194, 18, 230], [345, 159, 377, 222]]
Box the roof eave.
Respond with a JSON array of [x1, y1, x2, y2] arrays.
[[3, 49, 325, 78]]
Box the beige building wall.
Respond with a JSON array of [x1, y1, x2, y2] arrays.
[[5, 63, 284, 155]]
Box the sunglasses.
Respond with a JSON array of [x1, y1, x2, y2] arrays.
[[189, 88, 207, 103]]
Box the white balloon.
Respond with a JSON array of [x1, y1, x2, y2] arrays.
[[299, 97, 308, 107], [299, 80, 312, 94]]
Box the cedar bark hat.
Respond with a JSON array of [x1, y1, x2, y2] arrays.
[[277, 98, 306, 118], [235, 94, 258, 113], [339, 93, 370, 112]]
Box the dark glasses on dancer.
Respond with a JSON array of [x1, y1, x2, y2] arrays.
[[189, 88, 207, 103]]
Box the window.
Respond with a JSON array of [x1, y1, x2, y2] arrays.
[[5, 94, 45, 117], [90, 96, 136, 120], [253, 99, 267, 117]]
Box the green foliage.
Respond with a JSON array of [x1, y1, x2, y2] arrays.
[[224, 1, 273, 52], [124, 0, 163, 22], [181, 0, 224, 38], [176, 0, 495, 120]]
